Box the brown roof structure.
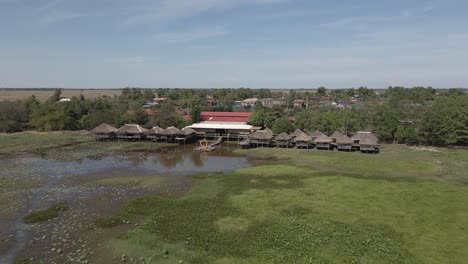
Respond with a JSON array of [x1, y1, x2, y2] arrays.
[[294, 132, 313, 142], [310, 130, 325, 138], [360, 137, 379, 146], [352, 132, 379, 143], [314, 134, 332, 143], [144, 126, 163, 135], [160, 126, 181, 136], [330, 131, 345, 140], [249, 128, 274, 140], [290, 129, 305, 137], [91, 123, 117, 134], [335, 134, 353, 144], [274, 132, 293, 141], [115, 124, 148, 135], [181, 127, 196, 136]]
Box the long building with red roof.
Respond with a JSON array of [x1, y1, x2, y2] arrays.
[[187, 111, 255, 140], [200, 111, 252, 123]]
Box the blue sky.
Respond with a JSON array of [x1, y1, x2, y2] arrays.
[[1, 0, 467, 88]]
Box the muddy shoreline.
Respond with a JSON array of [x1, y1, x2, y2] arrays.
[[0, 145, 250, 263]]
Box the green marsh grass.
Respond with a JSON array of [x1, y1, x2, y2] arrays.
[[99, 145, 468, 263]]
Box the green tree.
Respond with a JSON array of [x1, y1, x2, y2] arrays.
[[248, 109, 267, 127], [317, 87, 327, 96], [272, 118, 294, 134]]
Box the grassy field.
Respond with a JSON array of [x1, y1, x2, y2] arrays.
[[91, 145, 468, 264], [0, 89, 121, 101]]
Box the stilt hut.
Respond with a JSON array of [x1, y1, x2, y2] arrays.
[[274, 132, 293, 148], [356, 133, 380, 153], [115, 124, 148, 140], [249, 128, 274, 147], [351, 131, 379, 151], [159, 126, 181, 143], [144, 126, 163, 141], [294, 132, 313, 149], [330, 131, 344, 143], [335, 134, 353, 151], [314, 134, 333, 150], [91, 123, 117, 141], [176, 127, 197, 144]]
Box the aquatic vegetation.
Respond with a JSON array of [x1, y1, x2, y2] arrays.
[[23, 202, 68, 224], [104, 155, 468, 263]]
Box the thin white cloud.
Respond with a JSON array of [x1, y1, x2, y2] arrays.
[[153, 27, 227, 43], [123, 0, 288, 25], [38, 10, 86, 25]]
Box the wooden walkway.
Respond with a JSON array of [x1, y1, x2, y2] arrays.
[[194, 137, 223, 152]]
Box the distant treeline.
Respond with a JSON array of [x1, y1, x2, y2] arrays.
[[0, 87, 467, 147]]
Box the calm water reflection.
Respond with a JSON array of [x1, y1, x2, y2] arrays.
[[4, 145, 250, 178]]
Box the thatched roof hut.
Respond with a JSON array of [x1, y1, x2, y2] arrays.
[[144, 126, 163, 135], [335, 134, 353, 145], [250, 128, 274, 140], [91, 123, 117, 134], [310, 130, 324, 138], [115, 124, 148, 135], [330, 131, 345, 141], [294, 132, 313, 142], [351, 132, 379, 143], [290, 129, 305, 138], [160, 126, 181, 136], [360, 137, 379, 146], [314, 134, 332, 144]]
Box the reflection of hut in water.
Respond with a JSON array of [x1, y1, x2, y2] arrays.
[[115, 124, 148, 140], [293, 132, 313, 149], [351, 132, 380, 153], [91, 123, 117, 140], [314, 134, 333, 150], [274, 132, 293, 148], [249, 128, 274, 147], [144, 126, 163, 141], [176, 128, 197, 144], [160, 126, 181, 143]]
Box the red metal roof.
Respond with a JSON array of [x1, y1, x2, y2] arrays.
[[200, 111, 252, 122]]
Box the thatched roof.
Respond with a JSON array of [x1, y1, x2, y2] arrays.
[[144, 126, 163, 135], [181, 127, 196, 136], [310, 130, 324, 138], [294, 132, 312, 142], [249, 128, 274, 140], [115, 124, 148, 135], [335, 134, 353, 144], [314, 134, 332, 143], [351, 132, 379, 143], [360, 138, 379, 146], [330, 131, 345, 140], [91, 123, 117, 134], [160, 126, 181, 136], [263, 128, 274, 137], [274, 132, 292, 141], [290, 129, 304, 137]]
